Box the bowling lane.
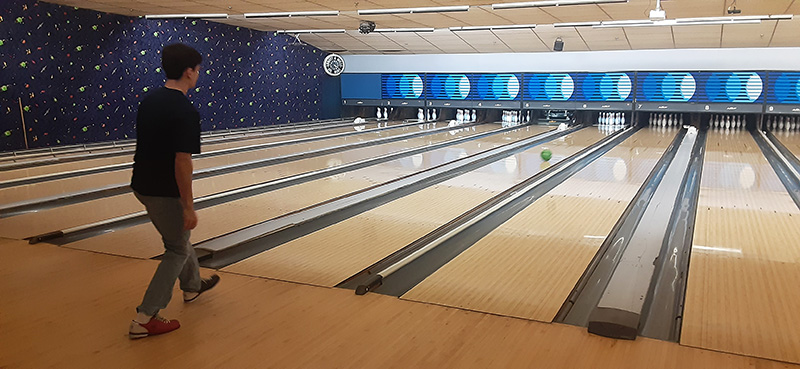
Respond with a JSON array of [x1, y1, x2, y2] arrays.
[[681, 131, 800, 364], [63, 124, 551, 258], [0, 121, 362, 181], [401, 128, 674, 322], [221, 127, 610, 287], [0, 124, 502, 240], [0, 121, 437, 205]]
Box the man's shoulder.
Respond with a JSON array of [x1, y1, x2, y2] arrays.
[[139, 88, 195, 112]]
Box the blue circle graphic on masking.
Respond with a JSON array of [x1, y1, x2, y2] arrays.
[[640, 72, 695, 102], [772, 73, 800, 103], [706, 72, 762, 102], [581, 73, 632, 101]]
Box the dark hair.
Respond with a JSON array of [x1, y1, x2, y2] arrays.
[[161, 43, 202, 80]]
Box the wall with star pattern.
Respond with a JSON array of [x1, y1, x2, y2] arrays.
[[0, 0, 334, 151]]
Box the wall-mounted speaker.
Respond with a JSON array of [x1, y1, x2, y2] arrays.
[[554, 37, 564, 52]]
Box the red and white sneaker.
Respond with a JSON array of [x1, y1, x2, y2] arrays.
[[129, 314, 180, 339]]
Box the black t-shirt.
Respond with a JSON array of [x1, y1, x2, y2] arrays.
[[131, 87, 201, 197]]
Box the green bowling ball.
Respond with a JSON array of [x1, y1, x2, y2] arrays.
[[541, 149, 552, 161]]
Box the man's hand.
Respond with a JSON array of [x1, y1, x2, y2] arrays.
[[175, 152, 196, 230], [183, 207, 198, 230]]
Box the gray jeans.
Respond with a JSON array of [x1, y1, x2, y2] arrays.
[[134, 191, 201, 316]]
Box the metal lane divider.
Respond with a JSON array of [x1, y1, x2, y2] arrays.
[[639, 128, 707, 342], [585, 127, 700, 340], [351, 126, 638, 296], [754, 129, 800, 210], [766, 131, 800, 176], [26, 122, 523, 244], [0, 119, 432, 189], [555, 127, 687, 330]]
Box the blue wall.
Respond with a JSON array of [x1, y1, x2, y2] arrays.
[[0, 0, 334, 151]]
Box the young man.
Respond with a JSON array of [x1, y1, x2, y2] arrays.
[[128, 43, 220, 339]]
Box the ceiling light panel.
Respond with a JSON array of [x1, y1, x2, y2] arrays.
[[358, 6, 469, 16], [374, 28, 436, 33], [144, 13, 228, 19], [492, 0, 628, 10], [450, 24, 537, 31], [244, 11, 339, 19], [276, 29, 347, 34]]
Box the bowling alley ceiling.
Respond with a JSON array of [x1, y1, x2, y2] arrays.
[[45, 0, 800, 54]]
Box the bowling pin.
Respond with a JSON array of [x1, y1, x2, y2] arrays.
[[472, 109, 477, 123], [377, 107, 382, 119], [432, 109, 437, 121], [779, 116, 785, 131], [418, 108, 424, 122], [384, 107, 389, 119]]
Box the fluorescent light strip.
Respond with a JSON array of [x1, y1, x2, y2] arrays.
[[244, 11, 339, 18], [493, 0, 627, 10], [593, 14, 792, 28], [276, 29, 346, 34], [554, 21, 601, 27], [358, 5, 469, 15], [594, 18, 764, 28], [676, 15, 766, 22], [450, 24, 537, 31], [374, 28, 435, 33], [145, 13, 228, 19]]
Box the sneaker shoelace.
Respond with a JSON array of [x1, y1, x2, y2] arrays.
[[153, 315, 171, 324]]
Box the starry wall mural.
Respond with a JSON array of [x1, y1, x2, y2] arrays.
[[0, 0, 334, 151]]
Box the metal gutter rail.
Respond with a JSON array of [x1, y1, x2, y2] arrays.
[[753, 130, 800, 209], [639, 128, 707, 342], [586, 127, 699, 340], [555, 127, 687, 328]]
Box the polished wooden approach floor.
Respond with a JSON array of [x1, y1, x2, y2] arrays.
[[682, 130, 800, 364], [403, 128, 674, 322], [3, 238, 798, 369]]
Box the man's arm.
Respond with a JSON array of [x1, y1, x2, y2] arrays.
[[175, 152, 198, 230]]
